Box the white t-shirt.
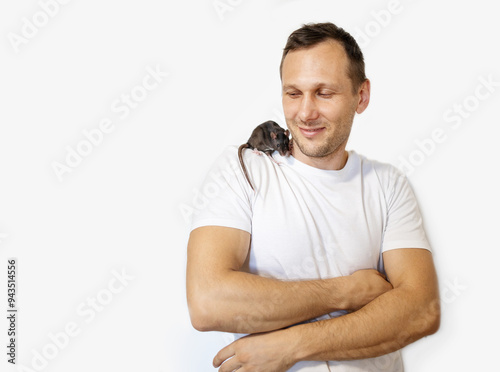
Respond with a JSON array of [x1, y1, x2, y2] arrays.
[[190, 146, 431, 372]]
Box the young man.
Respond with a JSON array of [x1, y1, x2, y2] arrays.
[[186, 22, 440, 371]]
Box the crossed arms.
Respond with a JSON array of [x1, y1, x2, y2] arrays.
[[186, 226, 440, 371]]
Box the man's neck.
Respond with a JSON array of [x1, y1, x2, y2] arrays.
[[292, 144, 349, 171]]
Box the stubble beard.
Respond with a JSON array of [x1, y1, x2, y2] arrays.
[[288, 115, 355, 159]]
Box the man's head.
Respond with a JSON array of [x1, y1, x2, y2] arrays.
[[280, 22, 367, 94], [280, 22, 370, 169]]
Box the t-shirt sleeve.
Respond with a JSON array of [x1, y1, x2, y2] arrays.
[[189, 146, 253, 234], [382, 169, 431, 252]]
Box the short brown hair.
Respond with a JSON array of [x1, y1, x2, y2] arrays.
[[280, 22, 367, 93]]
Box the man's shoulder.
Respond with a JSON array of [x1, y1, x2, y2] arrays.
[[354, 150, 405, 179], [352, 151, 408, 195], [209, 145, 241, 172], [215, 145, 270, 166]]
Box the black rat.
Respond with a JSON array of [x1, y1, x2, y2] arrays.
[[238, 120, 291, 191]]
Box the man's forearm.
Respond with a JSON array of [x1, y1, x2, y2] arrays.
[[285, 249, 441, 363], [290, 281, 440, 362], [190, 269, 350, 334], [188, 268, 392, 334]]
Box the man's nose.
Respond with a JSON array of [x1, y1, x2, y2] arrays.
[[298, 94, 319, 123]]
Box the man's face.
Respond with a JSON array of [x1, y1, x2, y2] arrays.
[[281, 40, 368, 168]]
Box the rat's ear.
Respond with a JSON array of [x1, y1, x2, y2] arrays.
[[270, 132, 277, 139], [285, 130, 289, 137]]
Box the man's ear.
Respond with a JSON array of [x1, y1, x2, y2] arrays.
[[356, 79, 371, 114]]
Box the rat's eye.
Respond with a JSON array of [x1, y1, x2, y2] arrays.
[[277, 144, 281, 148]]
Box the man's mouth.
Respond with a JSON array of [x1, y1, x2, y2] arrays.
[[299, 127, 325, 138]]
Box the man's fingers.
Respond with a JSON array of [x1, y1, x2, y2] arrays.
[[213, 344, 235, 368], [217, 357, 241, 372]]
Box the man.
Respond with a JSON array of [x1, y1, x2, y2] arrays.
[[186, 22, 440, 371]]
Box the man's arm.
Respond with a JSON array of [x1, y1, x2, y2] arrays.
[[292, 248, 440, 360], [213, 248, 440, 371], [186, 225, 392, 334]]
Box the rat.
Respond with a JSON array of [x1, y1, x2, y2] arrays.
[[238, 120, 290, 191]]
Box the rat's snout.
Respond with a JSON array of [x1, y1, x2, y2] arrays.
[[279, 141, 290, 156], [276, 130, 290, 156]]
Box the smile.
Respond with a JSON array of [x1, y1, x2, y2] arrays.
[[299, 127, 325, 138]]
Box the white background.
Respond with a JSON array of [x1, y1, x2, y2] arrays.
[[1, 0, 499, 371]]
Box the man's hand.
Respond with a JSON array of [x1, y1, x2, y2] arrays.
[[213, 329, 298, 372], [346, 269, 393, 310]]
